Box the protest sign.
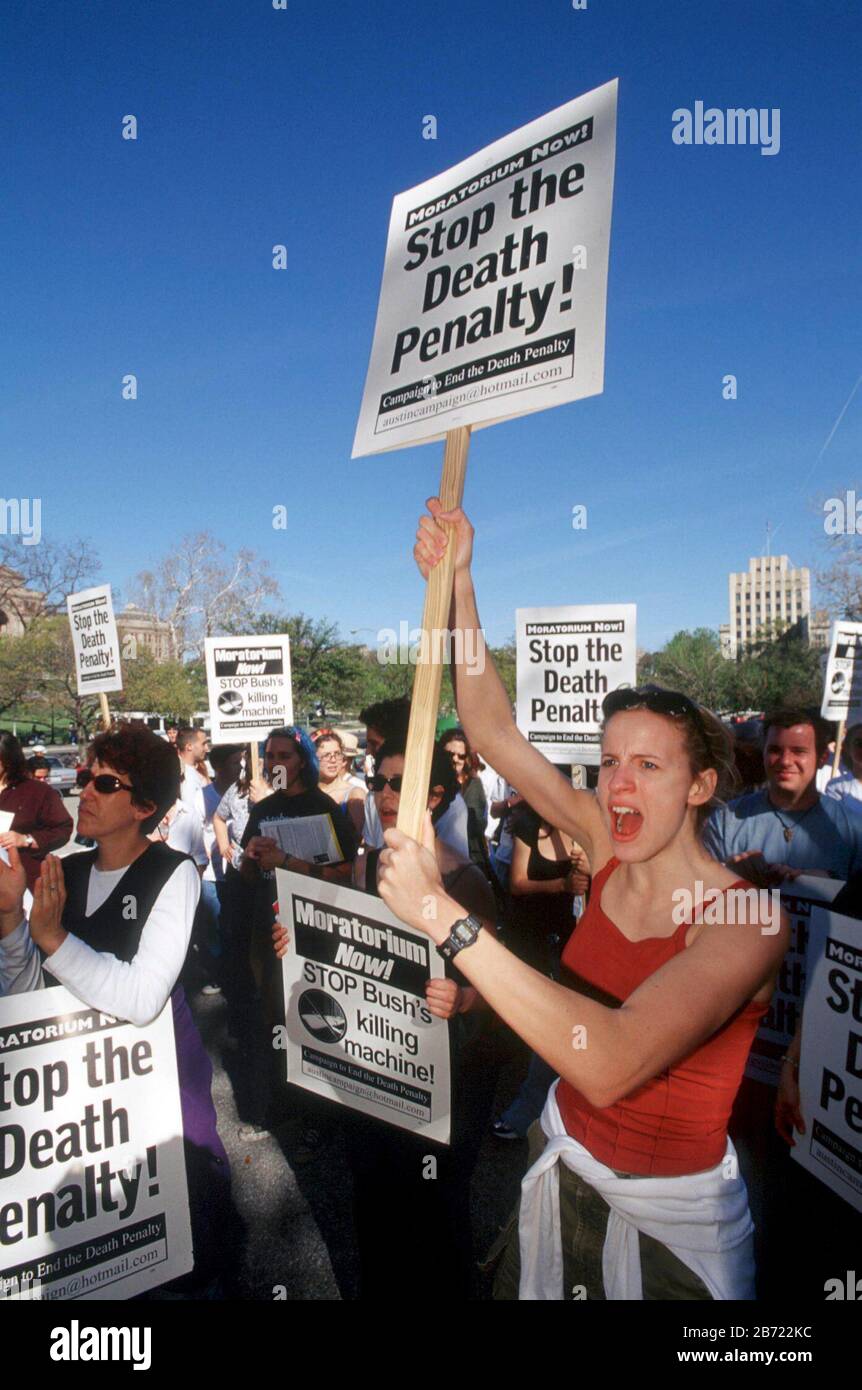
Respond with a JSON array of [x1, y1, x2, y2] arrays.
[[745, 876, 843, 1086], [821, 620, 862, 726], [351, 83, 617, 839], [66, 586, 123, 697], [0, 986, 192, 1300], [794, 906, 862, 1213], [275, 870, 451, 1144], [352, 80, 617, 457], [204, 634, 293, 745], [515, 603, 636, 764]]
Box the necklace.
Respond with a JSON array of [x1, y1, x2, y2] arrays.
[[771, 801, 818, 843]]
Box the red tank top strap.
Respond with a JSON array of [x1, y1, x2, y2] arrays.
[[589, 855, 619, 895], [671, 877, 764, 928]]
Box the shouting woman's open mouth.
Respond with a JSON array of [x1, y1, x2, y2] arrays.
[[609, 802, 644, 842]]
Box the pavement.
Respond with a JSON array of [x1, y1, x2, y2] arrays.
[[193, 987, 530, 1300]]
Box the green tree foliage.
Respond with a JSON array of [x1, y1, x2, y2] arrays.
[[640, 628, 730, 709], [115, 652, 203, 721], [25, 617, 106, 738], [639, 625, 822, 715], [225, 612, 370, 719], [731, 632, 822, 712], [0, 624, 58, 717], [492, 639, 516, 705]]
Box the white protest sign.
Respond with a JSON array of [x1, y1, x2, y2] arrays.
[[352, 79, 618, 457], [66, 586, 123, 697], [516, 603, 636, 764], [0, 986, 192, 1300], [204, 634, 293, 745], [275, 870, 451, 1144], [745, 876, 843, 1086], [794, 906, 862, 1213], [821, 620, 862, 725]]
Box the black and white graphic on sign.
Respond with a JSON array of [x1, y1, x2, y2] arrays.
[[217, 690, 244, 716], [298, 990, 348, 1045]]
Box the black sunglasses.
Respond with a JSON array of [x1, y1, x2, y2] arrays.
[[602, 685, 704, 727], [77, 770, 135, 794], [367, 773, 404, 793]]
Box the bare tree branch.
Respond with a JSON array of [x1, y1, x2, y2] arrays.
[[129, 532, 281, 659]]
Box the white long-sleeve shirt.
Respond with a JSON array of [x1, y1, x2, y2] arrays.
[[0, 859, 199, 1025], [0, 918, 43, 995]]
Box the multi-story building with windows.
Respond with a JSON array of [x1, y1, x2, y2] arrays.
[[722, 555, 811, 659], [116, 604, 172, 663]]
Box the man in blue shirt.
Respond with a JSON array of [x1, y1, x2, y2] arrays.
[[704, 707, 862, 883]]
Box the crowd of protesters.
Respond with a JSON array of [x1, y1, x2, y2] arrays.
[[1, 508, 862, 1301]]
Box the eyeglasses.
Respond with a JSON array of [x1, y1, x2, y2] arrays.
[[602, 685, 705, 730], [77, 770, 135, 794], [367, 773, 403, 793], [318, 749, 342, 760]]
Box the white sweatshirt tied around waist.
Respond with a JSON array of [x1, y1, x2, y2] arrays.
[[518, 1081, 755, 1301]]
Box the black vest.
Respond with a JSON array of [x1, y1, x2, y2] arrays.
[[44, 842, 191, 982]]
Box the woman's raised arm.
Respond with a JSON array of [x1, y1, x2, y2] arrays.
[[416, 498, 609, 868], [378, 827, 790, 1108]]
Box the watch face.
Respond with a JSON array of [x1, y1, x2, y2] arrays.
[[438, 915, 480, 961]]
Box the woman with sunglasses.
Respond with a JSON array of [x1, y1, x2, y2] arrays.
[[0, 722, 234, 1291], [375, 499, 791, 1302]]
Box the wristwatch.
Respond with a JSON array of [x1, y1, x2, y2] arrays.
[[24, 835, 35, 848], [437, 913, 482, 961]]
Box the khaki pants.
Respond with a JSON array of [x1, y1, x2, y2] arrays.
[[490, 1123, 714, 1301]]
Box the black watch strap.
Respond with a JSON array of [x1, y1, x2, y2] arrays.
[[437, 912, 482, 961]]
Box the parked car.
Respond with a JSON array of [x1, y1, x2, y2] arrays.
[[43, 756, 79, 794]]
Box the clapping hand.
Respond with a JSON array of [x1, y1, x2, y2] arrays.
[[29, 855, 67, 956]]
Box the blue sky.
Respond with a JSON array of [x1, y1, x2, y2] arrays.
[[3, 0, 860, 651]]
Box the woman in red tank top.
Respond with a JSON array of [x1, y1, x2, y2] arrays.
[[376, 500, 791, 1301]]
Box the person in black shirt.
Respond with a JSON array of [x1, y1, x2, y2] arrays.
[[273, 737, 497, 1298], [237, 725, 357, 1137]]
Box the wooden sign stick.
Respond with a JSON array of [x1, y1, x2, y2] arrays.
[[397, 426, 471, 840], [98, 692, 112, 732], [832, 718, 846, 777], [250, 741, 262, 784]]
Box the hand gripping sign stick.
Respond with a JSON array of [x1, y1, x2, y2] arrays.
[[396, 426, 470, 838], [250, 742, 262, 785]]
